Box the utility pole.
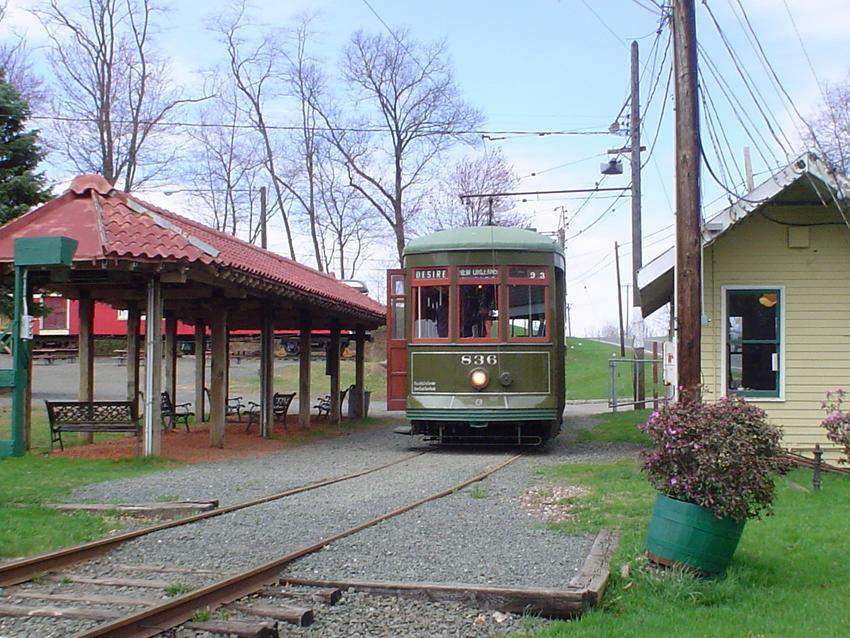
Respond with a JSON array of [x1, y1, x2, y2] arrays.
[[630, 40, 646, 409], [260, 186, 268, 249], [565, 303, 572, 338], [614, 241, 626, 358], [672, 0, 702, 400], [487, 197, 494, 225]]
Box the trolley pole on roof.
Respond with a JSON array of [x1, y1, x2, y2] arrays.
[[629, 40, 646, 410], [672, 0, 702, 401]]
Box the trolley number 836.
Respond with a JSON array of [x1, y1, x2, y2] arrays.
[[460, 354, 497, 366]]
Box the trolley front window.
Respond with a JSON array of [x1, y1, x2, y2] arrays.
[[507, 267, 549, 341], [412, 267, 450, 341], [458, 266, 499, 340]]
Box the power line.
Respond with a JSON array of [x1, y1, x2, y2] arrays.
[[459, 186, 629, 199], [30, 114, 612, 138]]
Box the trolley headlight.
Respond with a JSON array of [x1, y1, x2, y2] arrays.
[[470, 368, 489, 391]]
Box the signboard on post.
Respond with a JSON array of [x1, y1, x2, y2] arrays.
[[0, 236, 77, 457]]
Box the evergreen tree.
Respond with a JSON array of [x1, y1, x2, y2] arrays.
[[0, 69, 50, 225]]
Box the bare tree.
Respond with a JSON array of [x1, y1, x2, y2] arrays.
[[278, 14, 324, 270], [216, 2, 298, 260], [184, 78, 267, 238], [431, 147, 526, 230], [311, 28, 482, 263], [805, 74, 850, 174], [35, 0, 206, 191], [0, 2, 46, 108], [315, 150, 378, 279]]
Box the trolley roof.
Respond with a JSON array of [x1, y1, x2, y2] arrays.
[[404, 226, 564, 256]]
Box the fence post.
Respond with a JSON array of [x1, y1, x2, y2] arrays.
[[813, 444, 823, 492], [609, 357, 618, 412], [652, 342, 659, 411]]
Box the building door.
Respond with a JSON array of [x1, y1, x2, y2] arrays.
[[386, 269, 408, 411]]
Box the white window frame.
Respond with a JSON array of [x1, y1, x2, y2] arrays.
[[37, 294, 71, 336], [719, 284, 786, 402]]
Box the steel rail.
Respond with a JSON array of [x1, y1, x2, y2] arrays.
[[74, 453, 523, 638], [0, 451, 426, 587]]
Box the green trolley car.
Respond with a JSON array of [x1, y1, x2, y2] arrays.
[[387, 226, 566, 445]]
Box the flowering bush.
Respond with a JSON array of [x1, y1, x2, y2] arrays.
[[820, 390, 850, 464], [640, 397, 790, 522]]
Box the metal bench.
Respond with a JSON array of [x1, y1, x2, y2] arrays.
[[314, 385, 354, 419], [45, 400, 140, 451], [245, 392, 296, 432], [160, 391, 192, 431]]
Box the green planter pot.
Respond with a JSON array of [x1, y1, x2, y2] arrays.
[[645, 493, 745, 575]]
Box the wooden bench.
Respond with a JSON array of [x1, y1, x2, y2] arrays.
[[245, 392, 296, 432], [314, 385, 354, 419], [45, 400, 140, 451]]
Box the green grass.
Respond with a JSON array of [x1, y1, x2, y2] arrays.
[[234, 359, 387, 401], [0, 454, 175, 558], [572, 409, 652, 446], [518, 459, 850, 638], [565, 337, 652, 401]]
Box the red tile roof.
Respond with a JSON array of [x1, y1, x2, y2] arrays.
[[0, 174, 385, 321]]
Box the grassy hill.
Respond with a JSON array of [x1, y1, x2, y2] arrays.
[[565, 337, 651, 401]]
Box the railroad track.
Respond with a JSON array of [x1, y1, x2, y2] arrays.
[[0, 453, 523, 638], [0, 451, 427, 588]]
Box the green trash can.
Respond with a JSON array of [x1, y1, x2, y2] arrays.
[[348, 390, 371, 419]]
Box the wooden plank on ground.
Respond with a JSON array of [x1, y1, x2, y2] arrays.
[[183, 619, 279, 637], [0, 603, 120, 621], [116, 563, 230, 577], [568, 528, 620, 605], [8, 591, 156, 606], [48, 501, 219, 518], [228, 602, 313, 626], [45, 575, 176, 589], [261, 585, 341, 605], [281, 577, 585, 617]]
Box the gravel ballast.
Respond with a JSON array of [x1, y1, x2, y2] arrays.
[[1, 423, 639, 637]]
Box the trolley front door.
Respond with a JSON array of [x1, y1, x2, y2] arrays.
[[386, 269, 408, 411]]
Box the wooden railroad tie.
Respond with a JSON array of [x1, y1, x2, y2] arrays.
[[282, 529, 619, 618]]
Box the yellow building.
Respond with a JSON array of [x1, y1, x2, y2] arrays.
[[638, 154, 850, 460]]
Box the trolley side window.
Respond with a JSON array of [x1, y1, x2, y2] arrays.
[[411, 268, 450, 341], [507, 267, 549, 340], [458, 267, 499, 340]]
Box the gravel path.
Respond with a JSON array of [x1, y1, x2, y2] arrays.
[[1, 419, 639, 637], [69, 426, 420, 505]]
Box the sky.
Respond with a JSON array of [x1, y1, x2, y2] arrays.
[[4, 0, 850, 336]]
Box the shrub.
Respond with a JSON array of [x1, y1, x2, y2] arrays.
[[820, 389, 850, 463], [639, 397, 790, 522]]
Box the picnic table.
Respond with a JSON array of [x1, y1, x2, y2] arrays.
[[32, 347, 78, 364]]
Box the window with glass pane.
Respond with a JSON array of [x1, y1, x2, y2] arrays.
[[459, 284, 499, 339], [726, 289, 780, 397], [508, 285, 547, 338], [414, 286, 449, 339], [391, 300, 405, 339]]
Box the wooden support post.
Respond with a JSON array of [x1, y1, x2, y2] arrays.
[[210, 308, 228, 448], [126, 305, 141, 415], [164, 314, 177, 405], [298, 312, 311, 428], [143, 279, 162, 456], [260, 306, 274, 438], [672, 0, 702, 401], [194, 321, 205, 422], [78, 292, 95, 444], [329, 321, 341, 424], [225, 330, 231, 400], [353, 327, 366, 419]]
